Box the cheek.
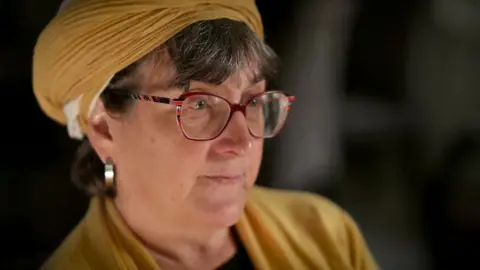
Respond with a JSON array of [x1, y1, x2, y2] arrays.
[[248, 140, 264, 183], [112, 107, 209, 201], [153, 140, 211, 203]]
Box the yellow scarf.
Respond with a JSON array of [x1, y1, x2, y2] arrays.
[[41, 186, 378, 269]]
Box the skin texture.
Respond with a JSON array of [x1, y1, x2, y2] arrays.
[[87, 66, 266, 269]]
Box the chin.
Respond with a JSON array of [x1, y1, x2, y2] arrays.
[[197, 195, 247, 228]]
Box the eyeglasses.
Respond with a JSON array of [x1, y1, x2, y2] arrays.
[[118, 90, 295, 141]]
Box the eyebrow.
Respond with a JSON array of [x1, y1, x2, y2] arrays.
[[145, 71, 266, 93], [251, 74, 266, 84], [145, 78, 186, 92]]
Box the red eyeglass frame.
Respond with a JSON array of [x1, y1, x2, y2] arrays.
[[124, 90, 295, 141]]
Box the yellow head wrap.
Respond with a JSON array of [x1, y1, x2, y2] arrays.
[[33, 0, 263, 139]]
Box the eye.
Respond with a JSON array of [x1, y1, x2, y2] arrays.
[[194, 99, 208, 110], [248, 97, 259, 107]]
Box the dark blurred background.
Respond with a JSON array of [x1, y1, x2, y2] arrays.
[[2, 0, 479, 269]]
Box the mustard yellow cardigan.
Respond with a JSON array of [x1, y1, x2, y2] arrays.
[[41, 186, 378, 269]]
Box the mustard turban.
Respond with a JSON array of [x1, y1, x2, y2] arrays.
[[33, 0, 263, 139]]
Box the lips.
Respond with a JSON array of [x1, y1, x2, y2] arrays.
[[202, 174, 245, 185]]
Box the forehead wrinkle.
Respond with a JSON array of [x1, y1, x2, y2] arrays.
[[221, 71, 260, 90]]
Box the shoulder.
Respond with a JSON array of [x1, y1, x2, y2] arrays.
[[249, 186, 347, 233], [248, 186, 378, 269], [40, 221, 94, 270], [249, 186, 345, 220]]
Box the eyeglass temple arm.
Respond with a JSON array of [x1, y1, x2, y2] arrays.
[[129, 93, 184, 106], [287, 95, 295, 105]]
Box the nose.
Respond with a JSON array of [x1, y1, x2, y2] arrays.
[[210, 111, 253, 157]]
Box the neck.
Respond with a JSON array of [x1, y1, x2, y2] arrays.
[[113, 199, 236, 269], [146, 227, 234, 269]]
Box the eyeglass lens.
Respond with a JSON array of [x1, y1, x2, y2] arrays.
[[179, 92, 290, 140]]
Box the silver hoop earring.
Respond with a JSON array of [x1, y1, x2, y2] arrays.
[[104, 158, 116, 191]]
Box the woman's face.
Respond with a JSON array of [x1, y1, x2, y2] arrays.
[[94, 70, 265, 228]]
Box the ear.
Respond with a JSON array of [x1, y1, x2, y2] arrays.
[[86, 98, 114, 163]]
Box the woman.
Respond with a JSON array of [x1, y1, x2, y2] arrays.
[[33, 0, 378, 269]]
